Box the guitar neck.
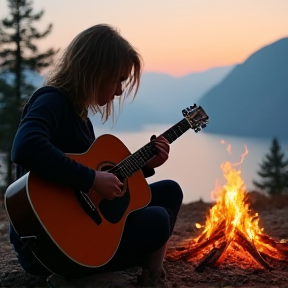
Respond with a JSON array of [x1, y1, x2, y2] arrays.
[[111, 118, 191, 178], [160, 118, 191, 144]]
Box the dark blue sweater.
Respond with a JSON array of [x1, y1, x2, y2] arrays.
[[11, 86, 96, 192], [11, 86, 154, 192]]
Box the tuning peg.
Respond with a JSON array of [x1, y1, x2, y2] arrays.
[[201, 124, 207, 128], [190, 104, 197, 110], [182, 109, 188, 116]]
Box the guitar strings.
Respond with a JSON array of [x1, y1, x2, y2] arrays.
[[111, 121, 190, 178]]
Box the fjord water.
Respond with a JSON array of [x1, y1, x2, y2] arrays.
[[95, 125, 288, 204]]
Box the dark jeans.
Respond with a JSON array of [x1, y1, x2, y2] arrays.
[[9, 179, 183, 277]]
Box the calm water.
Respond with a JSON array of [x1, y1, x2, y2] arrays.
[[95, 124, 288, 204]]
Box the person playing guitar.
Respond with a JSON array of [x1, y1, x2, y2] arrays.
[[7, 24, 183, 287]]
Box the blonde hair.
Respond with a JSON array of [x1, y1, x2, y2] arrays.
[[44, 24, 142, 121]]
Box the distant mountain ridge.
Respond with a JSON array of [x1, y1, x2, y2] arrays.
[[1, 64, 235, 132], [198, 37, 288, 140], [91, 66, 235, 131]]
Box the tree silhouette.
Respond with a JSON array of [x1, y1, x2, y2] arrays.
[[253, 137, 288, 195], [0, 79, 15, 193], [0, 0, 58, 188]]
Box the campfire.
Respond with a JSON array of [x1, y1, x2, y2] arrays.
[[168, 141, 288, 272]]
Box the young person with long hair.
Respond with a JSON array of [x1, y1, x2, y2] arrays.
[[9, 24, 183, 287]]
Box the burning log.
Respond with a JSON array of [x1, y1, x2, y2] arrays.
[[196, 220, 225, 244], [258, 239, 288, 263], [257, 234, 277, 248], [234, 229, 272, 270], [257, 234, 288, 257], [195, 239, 231, 272], [167, 221, 225, 262], [275, 242, 288, 257], [168, 227, 286, 272], [252, 235, 288, 261], [260, 251, 288, 265]]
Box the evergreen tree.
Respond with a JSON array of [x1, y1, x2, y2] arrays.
[[0, 78, 16, 152], [0, 78, 15, 194], [0, 0, 58, 188], [253, 137, 288, 195]]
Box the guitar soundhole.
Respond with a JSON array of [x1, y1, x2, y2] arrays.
[[97, 162, 130, 224], [98, 162, 114, 171], [98, 162, 126, 187]]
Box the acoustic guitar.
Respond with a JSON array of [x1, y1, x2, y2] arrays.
[[5, 104, 209, 277]]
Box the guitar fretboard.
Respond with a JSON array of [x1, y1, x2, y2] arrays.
[[110, 118, 191, 178]]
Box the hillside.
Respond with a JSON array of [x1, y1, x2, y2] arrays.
[[0, 66, 234, 132], [90, 66, 234, 131], [198, 38, 288, 140]]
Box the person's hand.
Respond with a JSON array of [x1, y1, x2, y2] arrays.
[[145, 135, 170, 169], [89, 171, 123, 200]]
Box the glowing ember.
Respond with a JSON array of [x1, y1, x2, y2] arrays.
[[168, 142, 288, 271]]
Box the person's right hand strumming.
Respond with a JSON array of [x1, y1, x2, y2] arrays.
[[89, 171, 124, 200]]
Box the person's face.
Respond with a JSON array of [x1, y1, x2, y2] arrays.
[[97, 66, 131, 106]]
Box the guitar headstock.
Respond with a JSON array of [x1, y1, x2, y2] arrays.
[[182, 104, 209, 132]]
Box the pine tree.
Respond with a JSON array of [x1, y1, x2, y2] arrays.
[[253, 137, 288, 195], [0, 78, 16, 152], [0, 78, 15, 194], [0, 0, 58, 187]]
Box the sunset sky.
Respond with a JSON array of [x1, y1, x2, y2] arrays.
[[0, 0, 287, 76]]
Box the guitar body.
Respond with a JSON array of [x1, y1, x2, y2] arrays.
[[5, 134, 151, 277]]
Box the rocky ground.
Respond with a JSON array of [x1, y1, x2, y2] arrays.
[[1, 192, 288, 288]]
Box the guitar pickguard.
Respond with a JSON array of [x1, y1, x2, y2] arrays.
[[98, 190, 130, 224]]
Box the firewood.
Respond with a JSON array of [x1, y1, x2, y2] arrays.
[[260, 251, 288, 264], [195, 239, 230, 272], [196, 220, 225, 244], [167, 229, 225, 262], [257, 233, 277, 248], [254, 234, 288, 260], [234, 229, 272, 270], [274, 242, 288, 257]]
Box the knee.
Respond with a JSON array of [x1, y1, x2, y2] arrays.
[[163, 180, 183, 203], [148, 207, 171, 242]]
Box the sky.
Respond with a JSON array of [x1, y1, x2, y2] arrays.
[[0, 0, 287, 76]]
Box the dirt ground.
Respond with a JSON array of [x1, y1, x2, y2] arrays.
[[1, 192, 288, 288]]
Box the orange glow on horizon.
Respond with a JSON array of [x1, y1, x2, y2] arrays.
[[0, 0, 287, 77]]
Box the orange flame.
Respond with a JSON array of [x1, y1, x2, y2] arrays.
[[195, 141, 272, 253]]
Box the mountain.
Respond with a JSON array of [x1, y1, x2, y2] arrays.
[[198, 38, 288, 140], [0, 64, 235, 132], [91, 66, 235, 131]]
